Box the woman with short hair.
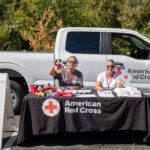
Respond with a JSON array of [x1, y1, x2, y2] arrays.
[[49, 56, 83, 90]]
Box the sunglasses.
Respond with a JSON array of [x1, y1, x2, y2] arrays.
[[106, 65, 114, 68], [68, 61, 76, 64]]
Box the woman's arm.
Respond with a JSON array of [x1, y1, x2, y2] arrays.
[[49, 65, 55, 76], [116, 80, 124, 88], [95, 81, 104, 91]]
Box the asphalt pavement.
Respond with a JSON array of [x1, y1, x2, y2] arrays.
[[2, 116, 150, 150]]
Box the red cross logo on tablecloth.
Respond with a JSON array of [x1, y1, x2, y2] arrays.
[[42, 99, 60, 117], [45, 101, 57, 113]]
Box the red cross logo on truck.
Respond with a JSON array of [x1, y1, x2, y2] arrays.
[[42, 99, 60, 117], [124, 75, 128, 79]]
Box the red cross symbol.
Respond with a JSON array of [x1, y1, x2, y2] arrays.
[[45, 101, 57, 113], [116, 68, 122, 74], [124, 75, 128, 79]]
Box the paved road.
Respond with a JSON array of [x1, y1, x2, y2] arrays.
[[2, 116, 150, 150]]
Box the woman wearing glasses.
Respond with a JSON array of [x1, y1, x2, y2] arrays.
[[95, 59, 124, 91], [49, 56, 83, 90]]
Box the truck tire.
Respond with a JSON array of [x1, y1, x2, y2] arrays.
[[10, 80, 25, 114]]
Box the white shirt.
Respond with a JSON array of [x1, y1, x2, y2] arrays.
[[97, 72, 120, 90]]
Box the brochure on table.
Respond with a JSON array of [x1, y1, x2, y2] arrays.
[[70, 90, 97, 97], [114, 87, 141, 97], [97, 91, 114, 97]]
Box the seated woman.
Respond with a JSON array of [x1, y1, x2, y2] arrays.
[[95, 59, 124, 91], [49, 56, 83, 90]]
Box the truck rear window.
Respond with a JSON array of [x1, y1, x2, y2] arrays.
[[66, 32, 100, 54]]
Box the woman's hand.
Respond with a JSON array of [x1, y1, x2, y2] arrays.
[[49, 65, 55, 76], [116, 80, 124, 88], [95, 81, 104, 91], [96, 87, 104, 91]]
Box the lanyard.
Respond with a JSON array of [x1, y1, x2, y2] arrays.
[[106, 79, 112, 90], [67, 72, 74, 83]]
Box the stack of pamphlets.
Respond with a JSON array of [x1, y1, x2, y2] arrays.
[[76, 94, 97, 97], [114, 88, 129, 97], [97, 90, 114, 97], [114, 87, 141, 97], [77, 90, 91, 94], [76, 90, 96, 97], [126, 87, 142, 97]]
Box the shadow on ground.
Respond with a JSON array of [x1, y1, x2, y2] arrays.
[[15, 131, 147, 147]]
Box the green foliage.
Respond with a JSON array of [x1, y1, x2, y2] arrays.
[[54, 0, 100, 26], [0, 0, 63, 51], [118, 0, 150, 38], [22, 7, 63, 51], [51, 0, 124, 27], [0, 0, 149, 51]]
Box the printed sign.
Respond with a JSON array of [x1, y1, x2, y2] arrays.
[[115, 65, 133, 84]]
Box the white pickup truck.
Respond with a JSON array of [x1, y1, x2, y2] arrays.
[[0, 27, 150, 113]]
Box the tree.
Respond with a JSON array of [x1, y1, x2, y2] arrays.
[[118, 0, 150, 38], [49, 0, 126, 28], [0, 0, 63, 51], [0, 0, 149, 51], [22, 7, 63, 51]]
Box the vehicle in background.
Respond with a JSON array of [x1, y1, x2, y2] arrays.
[[0, 27, 149, 113]]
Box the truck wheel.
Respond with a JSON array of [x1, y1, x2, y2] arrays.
[[10, 80, 25, 114]]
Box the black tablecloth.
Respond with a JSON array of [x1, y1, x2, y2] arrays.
[[17, 93, 150, 145]]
